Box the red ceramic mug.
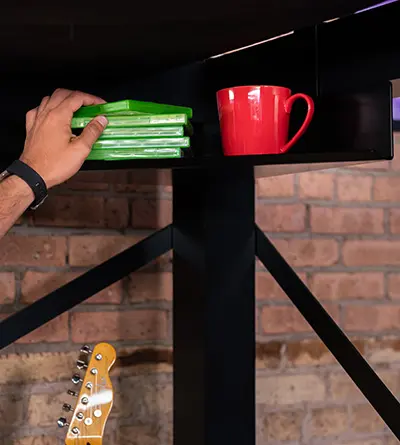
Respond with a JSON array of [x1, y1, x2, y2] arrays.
[[216, 85, 314, 155]]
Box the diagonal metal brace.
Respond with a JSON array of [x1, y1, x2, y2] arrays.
[[255, 226, 400, 439], [0, 225, 173, 350]]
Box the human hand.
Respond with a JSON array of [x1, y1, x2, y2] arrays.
[[20, 88, 108, 189]]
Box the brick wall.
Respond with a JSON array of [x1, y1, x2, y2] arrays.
[[1, 137, 400, 445]]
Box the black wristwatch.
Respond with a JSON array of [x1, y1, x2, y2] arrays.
[[0, 160, 48, 210]]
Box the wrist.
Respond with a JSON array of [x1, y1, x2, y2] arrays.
[[19, 156, 52, 189], [3, 175, 35, 201], [7, 160, 49, 209]]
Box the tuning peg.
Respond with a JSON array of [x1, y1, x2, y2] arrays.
[[62, 403, 73, 412], [76, 359, 88, 370], [67, 389, 79, 397], [80, 345, 92, 354], [72, 373, 83, 385], [57, 417, 69, 428]]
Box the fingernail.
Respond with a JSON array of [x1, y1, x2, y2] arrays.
[[95, 115, 108, 127]]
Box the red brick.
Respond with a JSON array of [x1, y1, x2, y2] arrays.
[[105, 197, 129, 229], [343, 305, 400, 332], [390, 142, 400, 170], [389, 208, 400, 233], [128, 272, 172, 301], [329, 372, 365, 402], [62, 171, 126, 191], [33, 195, 105, 227], [373, 177, 400, 201], [311, 207, 383, 234], [309, 406, 349, 438], [309, 272, 384, 300], [69, 235, 142, 266], [298, 172, 334, 200], [257, 204, 306, 232], [257, 374, 326, 405], [0, 235, 66, 266], [391, 157, 400, 172], [0, 351, 77, 384], [261, 304, 338, 334], [71, 310, 168, 342], [337, 175, 373, 201], [256, 175, 294, 197], [256, 271, 307, 300], [286, 339, 343, 367], [21, 271, 122, 304], [17, 313, 69, 343], [260, 411, 304, 441], [329, 369, 397, 405], [0, 393, 24, 427], [261, 306, 311, 334], [343, 240, 400, 266], [117, 426, 168, 445], [12, 436, 59, 445], [0, 272, 15, 304], [366, 337, 400, 363], [131, 198, 172, 229], [272, 239, 339, 267], [116, 169, 170, 193], [351, 160, 390, 171], [388, 274, 400, 299], [351, 404, 385, 433], [255, 341, 282, 368]]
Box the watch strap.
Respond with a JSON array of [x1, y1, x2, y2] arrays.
[[7, 160, 48, 210]]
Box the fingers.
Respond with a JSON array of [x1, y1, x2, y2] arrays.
[[73, 115, 108, 151], [25, 108, 38, 133], [57, 90, 106, 118], [38, 96, 50, 114], [46, 88, 105, 113], [46, 88, 74, 110], [34, 89, 105, 116]]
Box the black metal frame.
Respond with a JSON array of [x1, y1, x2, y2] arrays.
[[1, 165, 400, 443], [173, 167, 256, 445]]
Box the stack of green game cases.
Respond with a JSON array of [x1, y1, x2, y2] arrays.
[[71, 100, 193, 160]]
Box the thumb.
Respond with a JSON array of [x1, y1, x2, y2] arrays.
[[75, 115, 108, 149]]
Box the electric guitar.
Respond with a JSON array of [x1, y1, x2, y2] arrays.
[[57, 342, 116, 445]]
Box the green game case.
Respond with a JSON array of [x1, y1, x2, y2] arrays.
[[74, 100, 193, 119], [98, 126, 185, 139], [92, 137, 190, 150], [87, 147, 182, 160], [71, 114, 188, 128]]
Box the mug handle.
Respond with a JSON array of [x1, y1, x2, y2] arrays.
[[281, 93, 315, 153]]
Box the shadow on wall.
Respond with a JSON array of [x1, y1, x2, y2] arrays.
[[112, 349, 173, 445], [1, 367, 27, 445], [0, 350, 78, 445]]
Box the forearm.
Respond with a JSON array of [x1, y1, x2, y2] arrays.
[[0, 176, 34, 238]]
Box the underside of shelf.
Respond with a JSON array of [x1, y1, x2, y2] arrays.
[[0, 0, 381, 73]]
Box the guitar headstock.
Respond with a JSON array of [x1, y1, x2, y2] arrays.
[[57, 343, 116, 445]]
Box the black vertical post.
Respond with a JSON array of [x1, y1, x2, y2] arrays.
[[172, 166, 256, 445]]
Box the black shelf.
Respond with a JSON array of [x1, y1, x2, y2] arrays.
[[68, 151, 393, 175], [0, 68, 393, 177], [1, 3, 397, 175], [0, 151, 388, 179]]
